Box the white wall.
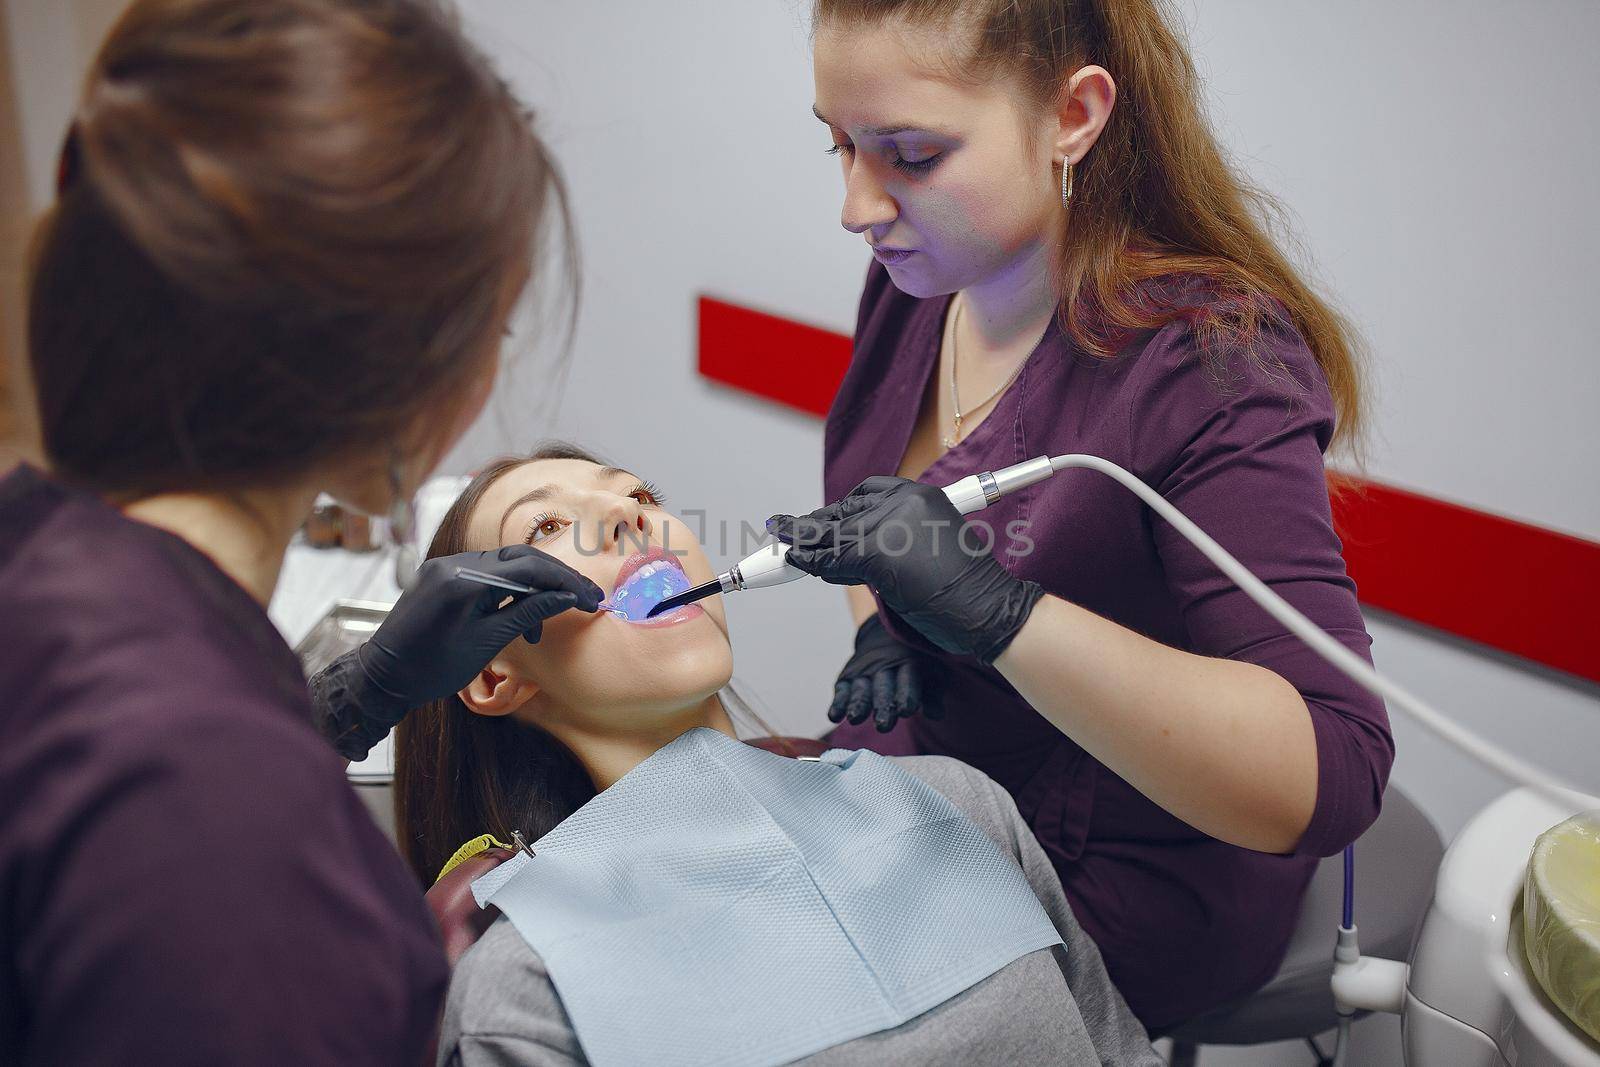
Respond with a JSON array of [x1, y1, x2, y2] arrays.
[[2, 0, 131, 210], [2, 1, 77, 211], [1188, 1, 1600, 540]]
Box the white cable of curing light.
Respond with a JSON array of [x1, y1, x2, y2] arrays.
[[1046, 453, 1591, 807]]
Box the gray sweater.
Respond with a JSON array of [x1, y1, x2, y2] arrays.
[[438, 755, 1162, 1067]]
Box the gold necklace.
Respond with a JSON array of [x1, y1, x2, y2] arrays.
[[943, 296, 1029, 450]]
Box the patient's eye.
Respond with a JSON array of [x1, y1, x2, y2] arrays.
[[627, 480, 667, 507], [523, 513, 565, 545]]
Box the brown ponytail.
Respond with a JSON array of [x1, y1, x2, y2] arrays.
[[815, 0, 1368, 459], [26, 0, 574, 498]]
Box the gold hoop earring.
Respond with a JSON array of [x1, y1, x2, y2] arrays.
[[1061, 158, 1074, 209]]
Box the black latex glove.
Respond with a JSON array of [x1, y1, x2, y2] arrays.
[[358, 545, 605, 707], [768, 476, 1045, 666], [832, 614, 945, 733]]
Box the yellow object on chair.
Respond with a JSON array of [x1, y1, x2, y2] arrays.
[[436, 834, 513, 885]]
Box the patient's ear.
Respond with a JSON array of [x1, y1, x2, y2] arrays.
[[458, 658, 539, 718]]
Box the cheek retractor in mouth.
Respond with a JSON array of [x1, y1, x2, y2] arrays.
[[606, 561, 693, 622]]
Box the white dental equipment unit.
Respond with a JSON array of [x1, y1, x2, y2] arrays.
[[646, 453, 1600, 1067]]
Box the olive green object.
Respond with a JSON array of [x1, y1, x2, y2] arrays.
[[1523, 810, 1600, 1044]]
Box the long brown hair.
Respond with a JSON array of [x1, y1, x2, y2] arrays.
[[26, 0, 573, 498], [816, 0, 1368, 458], [393, 439, 781, 887]]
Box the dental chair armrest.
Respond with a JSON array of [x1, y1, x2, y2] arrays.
[[425, 848, 515, 968]]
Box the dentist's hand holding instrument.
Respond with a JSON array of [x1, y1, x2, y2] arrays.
[[767, 475, 1047, 666], [320, 546, 605, 758], [645, 455, 1061, 666], [362, 545, 606, 699]]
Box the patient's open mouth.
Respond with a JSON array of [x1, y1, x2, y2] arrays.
[[608, 547, 700, 625]]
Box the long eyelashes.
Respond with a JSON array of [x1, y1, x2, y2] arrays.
[[890, 155, 940, 177], [825, 142, 941, 178], [521, 483, 668, 545], [631, 480, 666, 507]]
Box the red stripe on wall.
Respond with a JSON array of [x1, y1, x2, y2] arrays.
[[1332, 481, 1599, 683], [698, 296, 851, 418], [698, 295, 1600, 684]]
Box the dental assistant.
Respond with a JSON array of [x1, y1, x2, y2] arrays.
[[0, 2, 608, 1063], [766, 0, 1394, 1029]]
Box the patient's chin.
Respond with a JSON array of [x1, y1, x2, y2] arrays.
[[528, 630, 733, 728], [622, 638, 734, 707]]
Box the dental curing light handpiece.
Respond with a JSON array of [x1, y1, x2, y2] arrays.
[[644, 456, 1061, 618]]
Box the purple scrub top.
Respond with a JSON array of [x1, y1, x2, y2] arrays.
[[823, 264, 1394, 1028], [0, 465, 446, 1064]]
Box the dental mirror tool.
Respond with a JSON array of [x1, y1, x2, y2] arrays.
[[644, 455, 1063, 618], [454, 566, 627, 617]]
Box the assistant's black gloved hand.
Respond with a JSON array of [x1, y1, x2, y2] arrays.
[[768, 476, 1045, 666], [832, 614, 946, 733], [359, 544, 606, 706]]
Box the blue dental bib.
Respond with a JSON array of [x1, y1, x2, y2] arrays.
[[471, 728, 1063, 1067]]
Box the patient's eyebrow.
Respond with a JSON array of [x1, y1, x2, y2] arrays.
[[498, 466, 639, 542]]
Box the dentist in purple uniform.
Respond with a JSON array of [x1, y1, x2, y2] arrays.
[[765, 0, 1394, 1030], [0, 2, 609, 1062]]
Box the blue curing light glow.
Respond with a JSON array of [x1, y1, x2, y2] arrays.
[[608, 562, 693, 622]]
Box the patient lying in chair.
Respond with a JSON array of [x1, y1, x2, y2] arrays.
[[394, 442, 1160, 1067]]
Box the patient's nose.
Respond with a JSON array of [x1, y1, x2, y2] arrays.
[[601, 502, 652, 556]]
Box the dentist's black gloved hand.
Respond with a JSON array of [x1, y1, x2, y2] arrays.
[[768, 476, 1045, 666], [832, 614, 946, 733], [361, 545, 606, 701], [309, 545, 605, 759]]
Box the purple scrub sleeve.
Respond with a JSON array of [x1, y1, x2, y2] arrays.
[[822, 263, 1394, 1028], [0, 466, 447, 1065]]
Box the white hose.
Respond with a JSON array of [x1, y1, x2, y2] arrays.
[[1048, 453, 1594, 808], [1330, 1016, 1351, 1066]]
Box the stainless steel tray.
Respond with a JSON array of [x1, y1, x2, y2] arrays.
[[293, 599, 398, 784], [293, 599, 392, 678]]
